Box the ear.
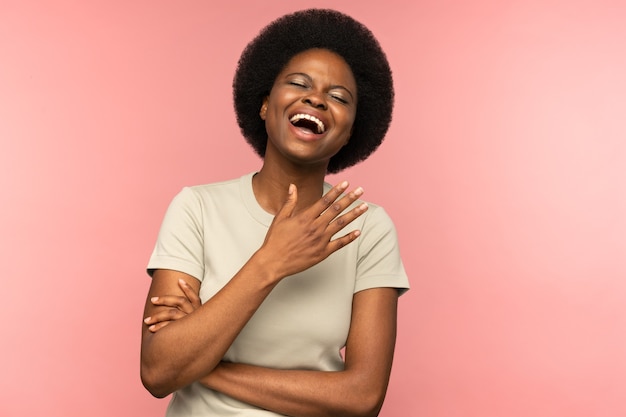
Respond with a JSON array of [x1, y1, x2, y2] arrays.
[[259, 97, 269, 120]]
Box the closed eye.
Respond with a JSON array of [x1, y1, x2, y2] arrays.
[[330, 94, 348, 104]]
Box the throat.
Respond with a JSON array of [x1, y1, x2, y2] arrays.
[[252, 168, 326, 214]]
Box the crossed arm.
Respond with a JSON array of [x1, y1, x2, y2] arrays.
[[140, 182, 400, 417]]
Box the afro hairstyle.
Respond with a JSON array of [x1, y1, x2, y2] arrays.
[[233, 9, 394, 173]]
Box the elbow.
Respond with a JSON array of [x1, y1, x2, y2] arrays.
[[141, 363, 174, 399], [341, 377, 388, 417], [331, 389, 384, 417], [352, 392, 386, 417]]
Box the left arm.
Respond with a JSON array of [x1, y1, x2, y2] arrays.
[[200, 287, 399, 417]]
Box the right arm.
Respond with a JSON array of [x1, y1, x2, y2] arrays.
[[140, 254, 280, 398], [140, 182, 367, 398]]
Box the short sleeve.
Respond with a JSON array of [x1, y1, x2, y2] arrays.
[[147, 187, 205, 281], [354, 206, 410, 295]]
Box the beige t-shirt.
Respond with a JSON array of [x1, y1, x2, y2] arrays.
[[147, 172, 409, 416]]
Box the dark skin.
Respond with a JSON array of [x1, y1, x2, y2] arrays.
[[140, 49, 399, 417]]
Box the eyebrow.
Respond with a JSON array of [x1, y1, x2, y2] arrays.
[[285, 72, 355, 100]]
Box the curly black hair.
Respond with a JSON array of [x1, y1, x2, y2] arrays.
[[233, 9, 394, 173]]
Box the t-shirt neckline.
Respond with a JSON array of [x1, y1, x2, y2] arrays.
[[240, 172, 274, 227], [239, 172, 332, 227]]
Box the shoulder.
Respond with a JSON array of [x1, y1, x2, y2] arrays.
[[358, 200, 397, 234], [173, 173, 252, 205], [354, 199, 402, 256], [161, 175, 248, 224], [185, 175, 244, 197]]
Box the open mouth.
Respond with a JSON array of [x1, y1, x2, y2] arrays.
[[289, 113, 325, 134]]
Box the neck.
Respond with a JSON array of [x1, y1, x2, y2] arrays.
[[252, 161, 328, 215]]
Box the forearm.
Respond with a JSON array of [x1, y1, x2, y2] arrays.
[[200, 288, 399, 416], [200, 362, 388, 417], [141, 253, 280, 397], [141, 183, 370, 398]]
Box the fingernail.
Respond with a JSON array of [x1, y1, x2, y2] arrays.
[[144, 317, 151, 323], [354, 187, 364, 196], [179, 278, 187, 286], [339, 180, 349, 189], [151, 297, 158, 303]]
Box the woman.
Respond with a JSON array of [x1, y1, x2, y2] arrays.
[[141, 9, 409, 417]]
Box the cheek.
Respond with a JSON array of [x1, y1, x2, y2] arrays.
[[265, 108, 282, 130], [342, 111, 357, 135]]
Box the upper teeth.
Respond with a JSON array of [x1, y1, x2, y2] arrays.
[[290, 114, 325, 134]]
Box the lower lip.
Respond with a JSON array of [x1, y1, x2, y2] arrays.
[[289, 123, 324, 141]]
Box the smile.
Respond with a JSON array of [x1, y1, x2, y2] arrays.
[[289, 113, 325, 134]]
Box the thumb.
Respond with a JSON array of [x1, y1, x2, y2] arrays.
[[277, 183, 298, 217]]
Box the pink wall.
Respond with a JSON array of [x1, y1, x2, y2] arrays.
[[1, 1, 624, 416]]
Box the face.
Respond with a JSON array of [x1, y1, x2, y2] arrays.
[[260, 48, 357, 170]]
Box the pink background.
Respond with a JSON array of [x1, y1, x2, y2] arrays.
[[1, 0, 624, 416]]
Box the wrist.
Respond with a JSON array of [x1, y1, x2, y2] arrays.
[[201, 361, 237, 391], [247, 249, 284, 287]]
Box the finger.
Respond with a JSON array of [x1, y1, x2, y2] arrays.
[[319, 186, 364, 223], [178, 279, 202, 310], [327, 202, 368, 234], [150, 295, 192, 312], [147, 320, 171, 333], [275, 183, 298, 218], [144, 307, 187, 327], [327, 229, 362, 253], [314, 181, 350, 216]]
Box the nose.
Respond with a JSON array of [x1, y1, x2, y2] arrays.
[[302, 93, 327, 110]]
